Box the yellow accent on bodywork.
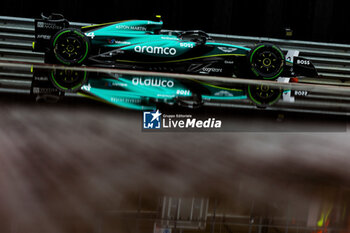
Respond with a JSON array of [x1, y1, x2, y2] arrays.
[[82, 20, 130, 29], [116, 53, 246, 64]]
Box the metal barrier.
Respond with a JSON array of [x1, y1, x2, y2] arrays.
[[1, 15, 350, 82]]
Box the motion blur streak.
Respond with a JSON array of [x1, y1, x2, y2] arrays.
[[0, 100, 349, 232]]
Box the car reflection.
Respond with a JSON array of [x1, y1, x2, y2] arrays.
[[30, 67, 297, 110]]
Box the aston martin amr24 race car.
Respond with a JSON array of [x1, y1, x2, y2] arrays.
[[33, 14, 318, 80]]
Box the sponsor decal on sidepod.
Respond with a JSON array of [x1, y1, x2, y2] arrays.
[[134, 46, 177, 56]]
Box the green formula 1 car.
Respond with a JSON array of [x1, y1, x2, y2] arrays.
[[33, 13, 318, 80]]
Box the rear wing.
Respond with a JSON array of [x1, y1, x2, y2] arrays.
[[33, 13, 70, 52], [293, 57, 318, 77], [285, 49, 318, 78]]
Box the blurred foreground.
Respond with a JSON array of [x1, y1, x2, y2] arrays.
[[0, 95, 349, 233]]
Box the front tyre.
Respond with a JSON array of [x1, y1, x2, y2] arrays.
[[50, 68, 88, 92], [249, 43, 285, 80], [52, 28, 90, 66]]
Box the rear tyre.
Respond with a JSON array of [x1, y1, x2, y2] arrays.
[[249, 43, 285, 80], [247, 84, 282, 108], [51, 28, 90, 66]]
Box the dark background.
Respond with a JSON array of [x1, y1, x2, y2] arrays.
[[1, 0, 350, 43]]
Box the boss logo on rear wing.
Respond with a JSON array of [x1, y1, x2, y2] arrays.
[[296, 58, 311, 66], [293, 57, 318, 77]]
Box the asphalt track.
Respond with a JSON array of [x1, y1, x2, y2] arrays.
[[1, 61, 350, 232]]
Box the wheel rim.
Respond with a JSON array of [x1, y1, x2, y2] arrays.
[[250, 45, 284, 79], [53, 30, 89, 65], [254, 51, 280, 74]]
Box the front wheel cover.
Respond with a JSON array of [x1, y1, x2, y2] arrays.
[[249, 44, 285, 80], [52, 29, 90, 66]]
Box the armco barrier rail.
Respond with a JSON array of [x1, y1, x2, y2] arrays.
[[1, 15, 350, 83]]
